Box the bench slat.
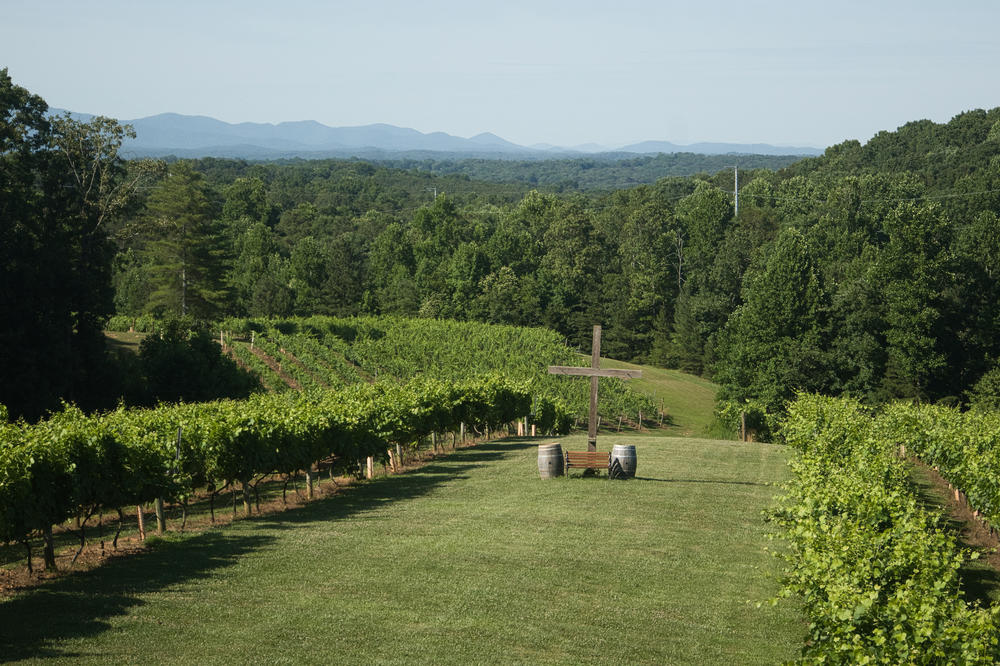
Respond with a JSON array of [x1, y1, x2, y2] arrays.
[[564, 451, 611, 471]]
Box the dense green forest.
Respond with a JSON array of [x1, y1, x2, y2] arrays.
[[367, 152, 804, 190], [4, 68, 1000, 430]]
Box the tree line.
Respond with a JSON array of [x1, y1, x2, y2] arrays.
[[369, 152, 803, 190], [4, 66, 1000, 427], [113, 115, 1000, 433]]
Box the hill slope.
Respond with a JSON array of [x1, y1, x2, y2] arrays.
[[602, 357, 720, 437]]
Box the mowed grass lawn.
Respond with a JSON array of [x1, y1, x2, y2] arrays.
[[0, 434, 803, 664], [600, 358, 721, 437]]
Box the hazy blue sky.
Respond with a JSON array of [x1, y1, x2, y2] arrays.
[[3, 1, 998, 149]]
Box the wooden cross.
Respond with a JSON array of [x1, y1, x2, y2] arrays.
[[548, 325, 641, 452]]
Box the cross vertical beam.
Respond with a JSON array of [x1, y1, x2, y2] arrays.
[[588, 325, 601, 451]]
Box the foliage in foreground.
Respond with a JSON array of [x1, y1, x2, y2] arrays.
[[772, 394, 1000, 663]]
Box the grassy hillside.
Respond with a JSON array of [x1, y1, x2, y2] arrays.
[[0, 433, 801, 664], [601, 357, 720, 438]]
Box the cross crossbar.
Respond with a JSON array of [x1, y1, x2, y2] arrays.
[[548, 366, 641, 379]]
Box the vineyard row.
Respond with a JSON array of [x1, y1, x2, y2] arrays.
[[774, 394, 1000, 663], [0, 375, 571, 572]]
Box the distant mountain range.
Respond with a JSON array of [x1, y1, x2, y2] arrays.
[[53, 110, 823, 159]]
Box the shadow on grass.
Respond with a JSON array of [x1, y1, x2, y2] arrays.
[[635, 476, 771, 487], [446, 440, 534, 461], [0, 531, 272, 660], [256, 468, 468, 528], [257, 440, 534, 529], [0, 439, 532, 655]]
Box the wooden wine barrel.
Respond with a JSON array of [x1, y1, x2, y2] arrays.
[[537, 442, 564, 479], [611, 444, 637, 478]]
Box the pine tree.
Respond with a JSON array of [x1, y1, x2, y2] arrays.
[[144, 163, 228, 318]]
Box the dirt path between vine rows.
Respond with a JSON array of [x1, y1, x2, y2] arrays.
[[249, 345, 301, 390], [908, 457, 1000, 603]]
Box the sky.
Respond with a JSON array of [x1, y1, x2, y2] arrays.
[[3, 0, 998, 149]]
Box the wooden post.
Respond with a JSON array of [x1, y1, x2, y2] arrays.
[[531, 424, 536, 437], [136, 505, 146, 540], [740, 412, 747, 442], [42, 525, 57, 569], [154, 497, 166, 535], [305, 466, 314, 499], [250, 330, 255, 350], [460, 422, 466, 443], [366, 456, 374, 479]]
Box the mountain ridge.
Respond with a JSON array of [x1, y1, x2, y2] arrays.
[[49, 109, 823, 159]]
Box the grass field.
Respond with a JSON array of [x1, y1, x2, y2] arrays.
[[601, 357, 721, 437], [0, 433, 803, 664]]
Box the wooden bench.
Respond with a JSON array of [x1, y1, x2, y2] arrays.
[[564, 451, 611, 475]]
